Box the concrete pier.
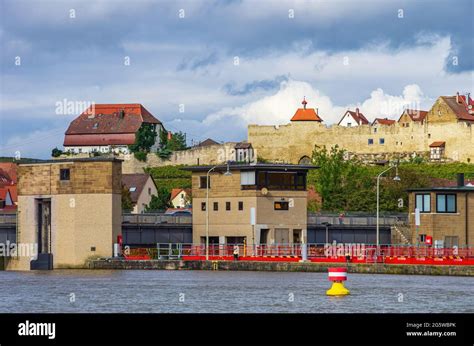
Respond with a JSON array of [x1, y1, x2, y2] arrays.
[[88, 259, 474, 276]]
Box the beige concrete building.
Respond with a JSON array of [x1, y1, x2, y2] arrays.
[[7, 158, 122, 270], [408, 174, 474, 247], [184, 163, 315, 247]]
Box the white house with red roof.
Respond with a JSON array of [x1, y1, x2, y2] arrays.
[[337, 108, 369, 127], [170, 188, 191, 208], [63, 104, 165, 154]]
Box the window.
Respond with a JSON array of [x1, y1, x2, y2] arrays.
[[274, 201, 289, 210], [60, 169, 70, 181], [201, 202, 206, 211], [379, 138, 385, 145], [368, 139, 374, 145], [255, 171, 306, 191], [148, 187, 151, 195], [436, 194, 456, 213], [93, 123, 99, 129], [238, 201, 243, 210], [419, 234, 426, 243], [200, 176, 209, 189], [213, 202, 218, 211], [240, 171, 256, 185], [415, 194, 431, 212], [226, 202, 231, 211], [347, 122, 352, 127], [129, 187, 136, 192], [373, 128, 377, 133]]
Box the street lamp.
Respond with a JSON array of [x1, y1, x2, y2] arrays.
[[321, 222, 332, 244], [376, 163, 401, 255], [206, 162, 232, 261]]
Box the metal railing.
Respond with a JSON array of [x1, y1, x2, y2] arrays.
[[120, 243, 474, 260], [0, 212, 407, 226]]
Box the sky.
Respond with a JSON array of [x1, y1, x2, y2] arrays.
[[0, 0, 473, 159]]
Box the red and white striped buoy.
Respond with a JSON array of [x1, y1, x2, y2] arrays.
[[328, 267, 347, 281], [326, 267, 350, 296]]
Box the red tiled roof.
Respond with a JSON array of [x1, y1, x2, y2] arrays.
[[441, 95, 474, 122], [64, 133, 136, 146], [291, 108, 323, 122], [0, 186, 16, 205], [0, 163, 17, 183], [64, 104, 162, 146], [170, 188, 190, 201], [122, 174, 154, 203], [372, 118, 396, 126], [429, 141, 445, 147], [398, 109, 428, 122]]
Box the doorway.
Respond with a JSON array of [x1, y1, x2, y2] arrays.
[[275, 228, 289, 244], [293, 229, 302, 244], [260, 229, 269, 244]]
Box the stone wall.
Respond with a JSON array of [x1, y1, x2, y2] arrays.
[[121, 142, 239, 173], [248, 121, 474, 164], [89, 259, 474, 276]]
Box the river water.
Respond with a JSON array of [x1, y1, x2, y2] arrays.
[[0, 270, 472, 313]]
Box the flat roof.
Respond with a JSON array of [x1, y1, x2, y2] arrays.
[[408, 186, 474, 192], [181, 163, 318, 172], [18, 157, 123, 165]]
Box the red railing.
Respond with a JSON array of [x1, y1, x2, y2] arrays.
[[122, 244, 474, 265]]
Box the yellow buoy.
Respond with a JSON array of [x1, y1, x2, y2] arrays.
[[326, 281, 350, 296], [326, 267, 350, 296]]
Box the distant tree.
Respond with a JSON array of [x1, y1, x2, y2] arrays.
[[122, 184, 134, 212], [145, 187, 171, 212], [156, 130, 187, 159], [167, 132, 187, 151], [129, 124, 157, 153], [51, 147, 63, 158]]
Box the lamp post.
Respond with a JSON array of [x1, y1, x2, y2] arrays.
[[322, 222, 332, 244], [376, 163, 401, 255], [206, 162, 232, 261]]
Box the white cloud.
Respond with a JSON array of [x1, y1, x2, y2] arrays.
[[204, 79, 430, 126]]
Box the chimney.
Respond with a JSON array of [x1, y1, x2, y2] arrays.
[[167, 131, 172, 140], [466, 92, 471, 105], [356, 108, 359, 116], [456, 92, 460, 103], [457, 173, 465, 187], [119, 109, 125, 118], [316, 108, 318, 115]]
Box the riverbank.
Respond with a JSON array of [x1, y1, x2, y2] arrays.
[[88, 259, 474, 276]]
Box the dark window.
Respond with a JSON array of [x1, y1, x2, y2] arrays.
[[199, 176, 209, 189], [60, 169, 70, 181], [201, 202, 206, 211], [255, 171, 306, 191], [238, 201, 243, 210], [379, 138, 385, 145], [373, 128, 377, 133], [368, 139, 374, 145], [213, 202, 218, 211], [274, 201, 289, 210], [226, 202, 231, 211], [419, 234, 426, 243], [415, 193, 431, 213], [436, 194, 456, 213]]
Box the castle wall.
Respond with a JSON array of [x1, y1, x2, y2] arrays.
[[248, 121, 474, 163]]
